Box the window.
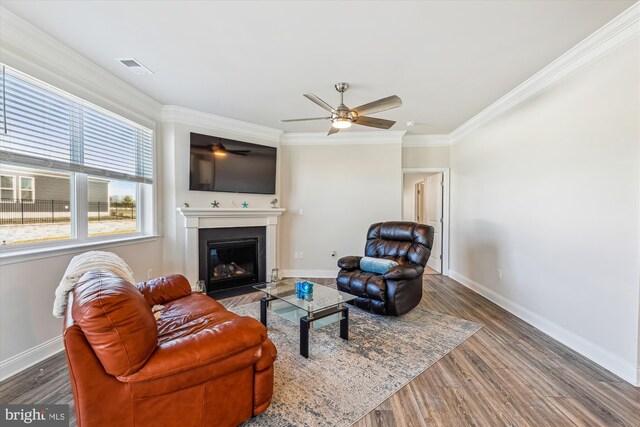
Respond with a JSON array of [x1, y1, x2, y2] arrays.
[[88, 177, 137, 237], [19, 176, 34, 202], [0, 175, 15, 201], [0, 165, 72, 245], [0, 64, 154, 248]]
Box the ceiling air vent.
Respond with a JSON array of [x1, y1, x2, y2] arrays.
[[115, 58, 154, 75]]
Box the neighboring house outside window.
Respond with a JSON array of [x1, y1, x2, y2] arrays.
[[0, 175, 16, 201], [19, 176, 34, 203]]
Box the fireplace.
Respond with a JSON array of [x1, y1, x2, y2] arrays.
[[208, 239, 257, 285], [199, 227, 266, 294]]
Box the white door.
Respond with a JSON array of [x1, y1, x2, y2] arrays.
[[425, 173, 443, 273]]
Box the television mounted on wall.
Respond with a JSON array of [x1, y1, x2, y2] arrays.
[[189, 132, 277, 195]]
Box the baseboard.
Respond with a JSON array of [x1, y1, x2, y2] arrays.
[[282, 269, 339, 279], [0, 335, 64, 382], [427, 258, 442, 273], [449, 270, 639, 387]]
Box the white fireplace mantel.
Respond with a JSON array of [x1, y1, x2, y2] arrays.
[[176, 207, 286, 287]]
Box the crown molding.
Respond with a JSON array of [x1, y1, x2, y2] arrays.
[[450, 2, 640, 143], [281, 130, 406, 146], [402, 134, 451, 147], [0, 7, 162, 127], [161, 105, 284, 144]]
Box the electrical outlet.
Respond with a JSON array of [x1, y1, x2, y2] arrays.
[[299, 252, 304, 259], [298, 209, 304, 215], [497, 269, 503, 280], [294, 252, 299, 259], [147, 269, 153, 279]]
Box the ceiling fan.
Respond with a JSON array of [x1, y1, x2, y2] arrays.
[[281, 82, 402, 135], [210, 143, 250, 157]]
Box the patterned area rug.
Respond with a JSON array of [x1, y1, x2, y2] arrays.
[[232, 302, 482, 427]]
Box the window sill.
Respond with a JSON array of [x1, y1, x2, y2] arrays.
[[0, 234, 160, 265]]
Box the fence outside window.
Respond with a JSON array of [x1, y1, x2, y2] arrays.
[[0, 199, 136, 225]]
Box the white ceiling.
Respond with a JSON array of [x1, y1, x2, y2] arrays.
[[1, 0, 634, 134]]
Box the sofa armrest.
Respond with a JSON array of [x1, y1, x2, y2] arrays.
[[116, 316, 267, 383], [137, 274, 191, 306], [383, 264, 424, 280], [338, 256, 362, 271]]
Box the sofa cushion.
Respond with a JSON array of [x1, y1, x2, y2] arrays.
[[155, 293, 240, 344], [137, 274, 192, 307], [336, 270, 386, 301], [72, 270, 158, 377]]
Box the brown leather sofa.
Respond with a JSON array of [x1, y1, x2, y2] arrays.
[[63, 271, 276, 427], [337, 221, 434, 316]]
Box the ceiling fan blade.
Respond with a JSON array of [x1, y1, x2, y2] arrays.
[[352, 95, 402, 116], [281, 117, 331, 122], [304, 93, 336, 113], [327, 126, 340, 136], [354, 116, 396, 129]]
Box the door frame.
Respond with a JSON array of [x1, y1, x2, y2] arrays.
[[413, 178, 425, 222], [401, 168, 450, 276]]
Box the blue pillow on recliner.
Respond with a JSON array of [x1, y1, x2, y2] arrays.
[[359, 257, 398, 274]]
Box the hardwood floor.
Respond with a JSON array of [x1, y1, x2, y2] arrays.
[[1, 275, 639, 426]]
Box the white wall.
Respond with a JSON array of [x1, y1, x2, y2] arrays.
[[450, 39, 640, 384], [280, 142, 402, 276], [402, 146, 450, 168]]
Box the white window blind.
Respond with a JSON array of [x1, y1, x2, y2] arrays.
[[0, 65, 153, 183]]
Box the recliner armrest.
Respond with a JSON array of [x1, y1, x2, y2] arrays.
[[383, 264, 424, 280], [137, 274, 192, 306], [116, 316, 267, 383], [338, 256, 362, 270]]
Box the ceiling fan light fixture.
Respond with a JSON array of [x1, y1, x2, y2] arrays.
[[212, 144, 228, 157], [282, 83, 402, 132], [332, 118, 352, 129]]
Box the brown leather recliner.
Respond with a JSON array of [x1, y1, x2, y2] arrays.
[[337, 221, 434, 316], [63, 271, 276, 427]]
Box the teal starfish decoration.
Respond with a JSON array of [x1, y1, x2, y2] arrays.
[[242, 201, 248, 208]]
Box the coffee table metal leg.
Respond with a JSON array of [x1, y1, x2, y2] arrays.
[[300, 316, 310, 358], [340, 307, 349, 340], [260, 297, 268, 326]]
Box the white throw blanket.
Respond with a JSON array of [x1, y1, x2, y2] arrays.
[[53, 251, 136, 318]]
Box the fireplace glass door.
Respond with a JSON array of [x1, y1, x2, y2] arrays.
[[207, 238, 258, 290]]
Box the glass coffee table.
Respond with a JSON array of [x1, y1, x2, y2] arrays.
[[254, 279, 357, 358]]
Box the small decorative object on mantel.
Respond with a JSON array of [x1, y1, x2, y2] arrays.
[[183, 202, 190, 208], [270, 198, 278, 208], [242, 201, 249, 208], [211, 200, 220, 208], [230, 200, 236, 208]]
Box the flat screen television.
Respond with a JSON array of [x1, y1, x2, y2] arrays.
[[189, 132, 277, 195]]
